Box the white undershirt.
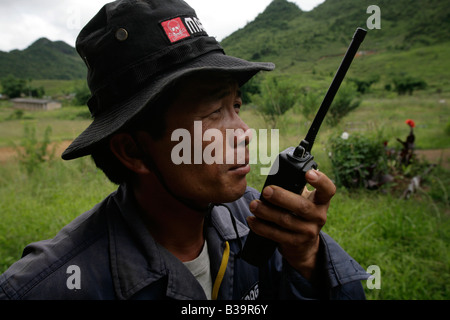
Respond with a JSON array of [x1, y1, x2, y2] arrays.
[[183, 241, 212, 300]]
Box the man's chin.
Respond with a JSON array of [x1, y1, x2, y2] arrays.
[[211, 179, 248, 205]]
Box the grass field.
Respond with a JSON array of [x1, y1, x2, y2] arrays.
[[0, 88, 449, 300]]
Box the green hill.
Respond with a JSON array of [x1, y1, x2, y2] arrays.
[[1, 0, 449, 90], [0, 38, 86, 80], [221, 0, 450, 92]]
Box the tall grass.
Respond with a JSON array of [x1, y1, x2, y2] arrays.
[[0, 156, 448, 299], [325, 187, 449, 300], [0, 158, 116, 272], [0, 92, 449, 299]]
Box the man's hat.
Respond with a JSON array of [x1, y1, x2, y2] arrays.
[[62, 0, 275, 160]]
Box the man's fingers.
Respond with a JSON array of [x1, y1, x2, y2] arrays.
[[246, 216, 318, 247], [250, 193, 325, 228], [249, 200, 306, 233], [304, 170, 336, 205], [257, 185, 322, 223]]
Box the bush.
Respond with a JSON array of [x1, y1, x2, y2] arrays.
[[17, 123, 54, 175], [326, 82, 361, 127], [299, 89, 321, 121], [73, 83, 91, 106], [0, 75, 27, 98], [240, 77, 261, 105], [0, 75, 45, 98], [392, 74, 427, 95], [251, 76, 297, 128], [329, 133, 387, 189], [350, 75, 380, 94]]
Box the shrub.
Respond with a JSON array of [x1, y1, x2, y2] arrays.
[[240, 77, 261, 105], [350, 75, 380, 94], [392, 74, 427, 95], [299, 89, 321, 121], [0, 75, 45, 98], [0, 75, 27, 98], [329, 133, 387, 189], [17, 123, 54, 175], [73, 83, 91, 106], [251, 76, 297, 128], [327, 82, 361, 127]]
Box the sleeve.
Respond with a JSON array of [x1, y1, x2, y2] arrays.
[[235, 187, 370, 300], [260, 232, 370, 300]]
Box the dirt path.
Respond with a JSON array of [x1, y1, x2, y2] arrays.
[[0, 140, 72, 163], [416, 149, 450, 169]]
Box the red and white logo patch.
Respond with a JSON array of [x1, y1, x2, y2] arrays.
[[161, 17, 191, 43]]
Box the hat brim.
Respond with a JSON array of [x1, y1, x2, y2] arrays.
[[61, 52, 275, 160]]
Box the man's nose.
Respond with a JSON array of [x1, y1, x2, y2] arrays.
[[232, 118, 252, 147]]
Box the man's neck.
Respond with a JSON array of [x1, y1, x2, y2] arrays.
[[132, 174, 207, 262]]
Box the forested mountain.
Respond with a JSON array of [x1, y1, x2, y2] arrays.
[[1, 0, 449, 86], [0, 38, 85, 80], [221, 0, 450, 65], [220, 0, 450, 92]]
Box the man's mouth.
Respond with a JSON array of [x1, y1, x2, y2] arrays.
[[229, 163, 251, 175]]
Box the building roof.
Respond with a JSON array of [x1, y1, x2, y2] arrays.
[[11, 98, 59, 104]]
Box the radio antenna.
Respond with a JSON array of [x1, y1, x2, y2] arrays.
[[296, 27, 367, 155]]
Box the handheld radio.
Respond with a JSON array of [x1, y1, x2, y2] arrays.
[[240, 28, 367, 267]]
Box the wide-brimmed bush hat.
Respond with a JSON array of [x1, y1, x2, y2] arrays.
[[62, 0, 275, 160]]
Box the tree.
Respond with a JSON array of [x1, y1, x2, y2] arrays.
[[240, 77, 261, 105], [350, 75, 380, 94], [392, 74, 427, 95], [251, 76, 297, 128], [0, 75, 46, 98], [299, 89, 321, 121], [0, 75, 27, 98], [73, 83, 91, 106], [327, 82, 361, 127]]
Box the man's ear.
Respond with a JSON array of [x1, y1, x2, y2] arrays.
[[109, 133, 151, 175]]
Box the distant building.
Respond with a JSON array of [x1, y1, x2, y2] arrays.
[[11, 98, 61, 111]]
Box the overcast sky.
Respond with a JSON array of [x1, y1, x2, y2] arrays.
[[0, 0, 325, 52]]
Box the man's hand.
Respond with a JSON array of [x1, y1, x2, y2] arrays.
[[247, 169, 336, 281]]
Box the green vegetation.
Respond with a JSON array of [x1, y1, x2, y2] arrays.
[[0, 38, 85, 80], [329, 133, 386, 189], [0, 98, 448, 299], [241, 94, 450, 300], [0, 75, 45, 99], [251, 76, 298, 128], [0, 0, 449, 300], [16, 123, 54, 175], [0, 158, 116, 273], [222, 0, 450, 95], [325, 186, 449, 300]]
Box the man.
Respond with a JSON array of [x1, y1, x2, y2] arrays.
[[0, 0, 368, 300]]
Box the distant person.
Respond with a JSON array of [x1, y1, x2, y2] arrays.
[[0, 0, 368, 300]]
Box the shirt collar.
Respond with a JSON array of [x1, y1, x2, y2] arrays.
[[107, 184, 248, 300]]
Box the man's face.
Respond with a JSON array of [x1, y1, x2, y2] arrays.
[[142, 74, 251, 207]]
